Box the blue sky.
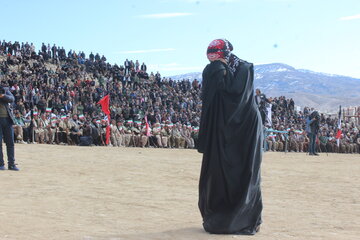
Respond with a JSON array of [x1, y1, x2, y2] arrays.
[[2, 0, 360, 78]]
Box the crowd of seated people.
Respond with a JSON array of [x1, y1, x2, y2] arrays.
[[1, 39, 358, 152]]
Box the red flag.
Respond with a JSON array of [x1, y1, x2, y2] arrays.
[[97, 95, 110, 115], [98, 95, 111, 145], [335, 105, 342, 148], [145, 116, 151, 137], [106, 125, 111, 145], [335, 105, 342, 140], [336, 129, 342, 139]]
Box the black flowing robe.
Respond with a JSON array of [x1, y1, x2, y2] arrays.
[[198, 60, 263, 234]]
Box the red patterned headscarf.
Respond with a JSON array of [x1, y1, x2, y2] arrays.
[[206, 39, 233, 62]]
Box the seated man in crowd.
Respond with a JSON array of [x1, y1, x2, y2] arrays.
[[345, 132, 356, 154], [123, 120, 133, 147], [275, 132, 285, 152], [151, 123, 162, 148], [13, 111, 29, 143], [339, 134, 347, 153], [288, 130, 299, 152], [131, 122, 142, 147], [117, 121, 125, 147], [171, 123, 185, 148], [266, 132, 277, 151], [327, 132, 339, 153], [191, 127, 199, 149], [160, 124, 169, 148], [294, 131, 307, 152], [57, 116, 71, 144], [68, 114, 83, 145], [47, 114, 58, 144], [110, 119, 121, 147], [99, 119, 108, 146], [90, 118, 102, 146], [182, 125, 194, 149], [33, 113, 46, 143], [164, 123, 173, 148], [319, 130, 329, 153], [140, 123, 149, 148]]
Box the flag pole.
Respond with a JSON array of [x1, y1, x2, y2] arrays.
[[336, 105, 342, 148]]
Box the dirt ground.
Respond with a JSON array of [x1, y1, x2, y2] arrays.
[[0, 144, 359, 240]]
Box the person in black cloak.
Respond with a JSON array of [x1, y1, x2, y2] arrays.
[[198, 39, 263, 235]]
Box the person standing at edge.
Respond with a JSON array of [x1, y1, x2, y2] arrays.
[[306, 111, 320, 156], [0, 85, 19, 171], [198, 39, 262, 234]]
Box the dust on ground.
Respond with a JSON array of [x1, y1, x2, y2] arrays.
[[0, 144, 359, 240]]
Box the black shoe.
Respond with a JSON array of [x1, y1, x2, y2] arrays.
[[309, 153, 314, 155], [0, 165, 5, 170], [8, 165, 20, 171], [314, 153, 319, 156]]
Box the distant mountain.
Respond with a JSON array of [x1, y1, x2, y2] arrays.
[[168, 63, 360, 113], [168, 72, 202, 82]]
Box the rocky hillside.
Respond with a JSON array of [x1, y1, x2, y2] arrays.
[[169, 63, 360, 113]]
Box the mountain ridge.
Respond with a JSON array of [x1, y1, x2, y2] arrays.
[[168, 63, 360, 113]]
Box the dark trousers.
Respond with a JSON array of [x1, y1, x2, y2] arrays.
[[70, 133, 80, 145], [56, 132, 68, 144], [308, 133, 316, 154], [0, 117, 15, 166], [149, 136, 159, 147], [259, 108, 267, 125], [22, 127, 31, 142]]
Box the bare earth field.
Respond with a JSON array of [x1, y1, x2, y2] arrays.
[[0, 145, 359, 240]]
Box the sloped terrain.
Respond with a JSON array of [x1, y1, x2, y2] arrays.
[[169, 63, 360, 113]]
